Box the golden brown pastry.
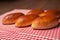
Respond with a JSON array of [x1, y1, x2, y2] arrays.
[[32, 15, 59, 29], [26, 9, 43, 15], [15, 14, 38, 27], [2, 13, 24, 25], [39, 10, 60, 18]]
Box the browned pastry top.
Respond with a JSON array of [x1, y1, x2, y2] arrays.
[[2, 13, 24, 24], [39, 10, 60, 18], [15, 14, 38, 27], [26, 9, 43, 15]]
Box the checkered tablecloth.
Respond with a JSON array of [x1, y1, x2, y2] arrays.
[[0, 9, 60, 40]]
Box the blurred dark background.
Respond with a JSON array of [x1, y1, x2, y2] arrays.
[[0, 0, 60, 15]]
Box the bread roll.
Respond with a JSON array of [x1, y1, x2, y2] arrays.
[[15, 14, 38, 27], [39, 10, 60, 18], [26, 9, 43, 15], [2, 13, 24, 25], [32, 15, 59, 29]]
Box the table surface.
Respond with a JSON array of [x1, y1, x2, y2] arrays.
[[0, 0, 60, 15]]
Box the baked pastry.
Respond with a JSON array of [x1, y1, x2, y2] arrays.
[[39, 10, 60, 18], [2, 9, 60, 29], [15, 14, 38, 27], [32, 15, 59, 29], [2, 13, 24, 25], [26, 9, 43, 15]]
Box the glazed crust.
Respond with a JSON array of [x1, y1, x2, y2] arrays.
[[39, 10, 60, 18], [15, 14, 38, 27], [26, 9, 43, 15], [2, 13, 24, 25], [32, 15, 59, 29]]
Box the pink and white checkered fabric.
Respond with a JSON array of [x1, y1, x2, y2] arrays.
[[0, 9, 60, 40]]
